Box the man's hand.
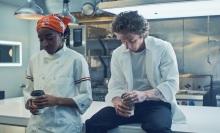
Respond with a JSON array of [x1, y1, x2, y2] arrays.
[[122, 90, 148, 105], [112, 97, 132, 117]]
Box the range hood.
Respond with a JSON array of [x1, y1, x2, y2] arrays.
[[99, 0, 220, 19]]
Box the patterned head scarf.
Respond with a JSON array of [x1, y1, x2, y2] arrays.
[[36, 14, 71, 33]]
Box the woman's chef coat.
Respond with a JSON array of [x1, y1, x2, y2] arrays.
[[23, 46, 92, 133], [105, 36, 187, 124]]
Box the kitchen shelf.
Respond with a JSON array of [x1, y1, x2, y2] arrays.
[[179, 74, 212, 78], [176, 94, 203, 100], [87, 38, 118, 41]]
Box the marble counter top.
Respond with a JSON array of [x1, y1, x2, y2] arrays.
[[0, 97, 220, 133]]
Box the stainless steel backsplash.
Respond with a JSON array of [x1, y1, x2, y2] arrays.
[[149, 16, 220, 88]]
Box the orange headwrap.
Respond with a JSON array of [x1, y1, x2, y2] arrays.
[[36, 14, 71, 33]]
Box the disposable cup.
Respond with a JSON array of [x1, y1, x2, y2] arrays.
[[30, 90, 45, 115], [129, 104, 135, 116], [121, 93, 135, 116]]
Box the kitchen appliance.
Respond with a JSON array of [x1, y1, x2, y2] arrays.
[[69, 25, 106, 56]]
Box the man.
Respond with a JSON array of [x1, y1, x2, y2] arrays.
[[86, 11, 186, 133]]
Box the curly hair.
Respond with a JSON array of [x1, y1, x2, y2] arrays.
[[112, 11, 149, 38]]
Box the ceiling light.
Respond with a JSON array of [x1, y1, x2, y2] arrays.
[[14, 0, 44, 20], [99, 0, 220, 19], [62, 0, 79, 26]]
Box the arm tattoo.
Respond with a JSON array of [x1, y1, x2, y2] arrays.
[[154, 90, 162, 96]]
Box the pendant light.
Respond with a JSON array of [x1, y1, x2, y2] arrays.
[[62, 0, 79, 26], [14, 0, 44, 20]]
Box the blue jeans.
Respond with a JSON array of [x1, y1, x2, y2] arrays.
[[85, 100, 172, 133]]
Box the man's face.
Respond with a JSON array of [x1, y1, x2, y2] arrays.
[[117, 33, 144, 52], [37, 28, 63, 55]]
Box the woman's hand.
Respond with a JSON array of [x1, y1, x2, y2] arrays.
[[26, 94, 76, 115], [33, 94, 58, 109], [25, 99, 38, 115], [112, 97, 131, 117]]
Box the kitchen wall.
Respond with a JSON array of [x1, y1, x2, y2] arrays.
[[149, 16, 220, 86], [149, 17, 219, 74], [0, 3, 39, 98], [149, 16, 220, 105]]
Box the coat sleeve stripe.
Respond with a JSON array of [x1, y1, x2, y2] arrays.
[[26, 75, 33, 81], [75, 77, 90, 84]]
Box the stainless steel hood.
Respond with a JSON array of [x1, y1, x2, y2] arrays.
[[99, 0, 220, 19]]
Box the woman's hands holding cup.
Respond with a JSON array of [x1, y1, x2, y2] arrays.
[[25, 99, 38, 115], [26, 94, 58, 115], [32, 94, 58, 108]]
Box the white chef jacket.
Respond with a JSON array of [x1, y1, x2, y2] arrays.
[[23, 46, 92, 133], [105, 36, 187, 124]]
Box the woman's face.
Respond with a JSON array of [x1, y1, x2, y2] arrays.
[[37, 28, 63, 55], [117, 33, 145, 52]]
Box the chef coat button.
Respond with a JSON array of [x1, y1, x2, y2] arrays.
[[54, 77, 56, 80], [81, 103, 85, 107], [77, 126, 80, 131], [42, 77, 45, 79]]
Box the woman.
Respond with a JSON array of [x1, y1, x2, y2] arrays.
[[23, 14, 92, 133]]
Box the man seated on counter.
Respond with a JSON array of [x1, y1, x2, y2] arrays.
[[86, 11, 186, 133]]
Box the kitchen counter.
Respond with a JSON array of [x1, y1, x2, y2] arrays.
[[0, 97, 220, 133]]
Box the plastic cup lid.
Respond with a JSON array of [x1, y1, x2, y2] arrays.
[[31, 90, 45, 96]]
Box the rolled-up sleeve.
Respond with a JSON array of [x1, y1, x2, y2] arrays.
[[105, 50, 127, 103], [156, 42, 179, 102]]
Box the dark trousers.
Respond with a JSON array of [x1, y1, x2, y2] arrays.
[[85, 100, 172, 133]]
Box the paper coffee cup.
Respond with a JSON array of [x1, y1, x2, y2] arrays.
[[121, 93, 135, 116], [129, 104, 135, 116], [30, 90, 45, 115]]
